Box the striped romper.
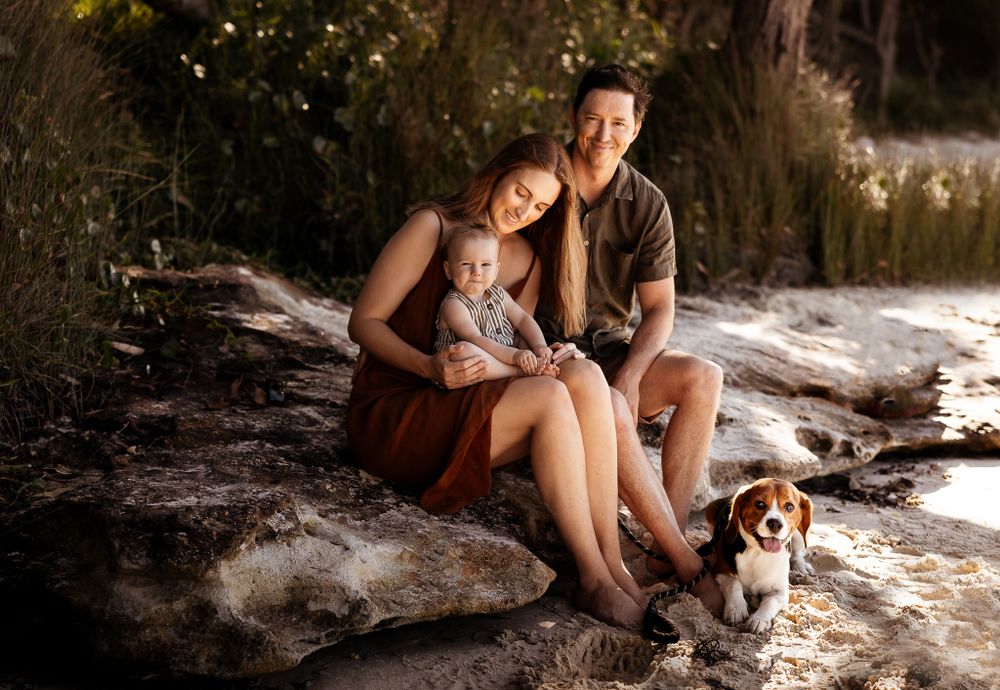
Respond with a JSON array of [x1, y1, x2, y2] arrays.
[[434, 284, 515, 351]]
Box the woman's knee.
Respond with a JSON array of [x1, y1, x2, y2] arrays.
[[558, 358, 608, 396], [512, 375, 574, 417]]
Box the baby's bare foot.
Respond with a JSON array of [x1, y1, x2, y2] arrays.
[[539, 363, 560, 378]]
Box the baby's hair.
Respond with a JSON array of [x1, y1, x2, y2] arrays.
[[443, 222, 501, 263]]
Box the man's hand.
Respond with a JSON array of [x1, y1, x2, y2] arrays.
[[514, 349, 539, 375], [549, 342, 585, 366], [429, 344, 487, 389]]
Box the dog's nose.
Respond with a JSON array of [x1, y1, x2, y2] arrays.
[[766, 518, 783, 534]]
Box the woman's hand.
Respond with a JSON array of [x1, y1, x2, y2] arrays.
[[429, 344, 488, 389], [549, 341, 585, 366]]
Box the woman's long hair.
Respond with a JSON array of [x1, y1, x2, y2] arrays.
[[410, 134, 587, 336]]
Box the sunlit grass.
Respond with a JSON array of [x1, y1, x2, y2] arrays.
[[641, 46, 1000, 289]]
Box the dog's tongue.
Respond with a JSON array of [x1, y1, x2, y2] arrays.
[[762, 537, 783, 553]]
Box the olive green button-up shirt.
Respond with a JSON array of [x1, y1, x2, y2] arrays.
[[538, 156, 677, 357]]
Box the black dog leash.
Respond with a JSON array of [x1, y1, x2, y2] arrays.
[[618, 515, 716, 644]]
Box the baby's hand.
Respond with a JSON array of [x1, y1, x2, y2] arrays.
[[533, 346, 554, 366], [514, 349, 539, 375]]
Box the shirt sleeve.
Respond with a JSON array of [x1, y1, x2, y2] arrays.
[[635, 201, 677, 283]]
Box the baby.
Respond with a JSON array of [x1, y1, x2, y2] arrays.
[[435, 224, 554, 379]]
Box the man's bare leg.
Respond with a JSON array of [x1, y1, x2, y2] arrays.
[[612, 350, 725, 616], [638, 351, 724, 531], [613, 389, 723, 616]]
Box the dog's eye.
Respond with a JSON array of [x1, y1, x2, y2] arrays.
[[784, 503, 795, 512], [754, 500, 766, 510]]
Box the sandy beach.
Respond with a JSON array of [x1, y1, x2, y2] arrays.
[[241, 456, 999, 690]]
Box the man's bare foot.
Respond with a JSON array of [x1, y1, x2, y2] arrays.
[[573, 581, 645, 630], [689, 574, 723, 618], [673, 559, 723, 618], [650, 551, 722, 619], [645, 554, 675, 578]]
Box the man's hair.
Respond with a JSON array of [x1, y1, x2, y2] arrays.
[[572, 64, 652, 123], [443, 223, 500, 263]]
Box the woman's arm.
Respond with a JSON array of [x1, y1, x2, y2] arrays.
[[347, 210, 487, 388]]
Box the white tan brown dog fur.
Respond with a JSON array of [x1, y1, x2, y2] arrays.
[[705, 478, 814, 633]]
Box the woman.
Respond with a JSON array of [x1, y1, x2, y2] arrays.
[[346, 133, 647, 629]]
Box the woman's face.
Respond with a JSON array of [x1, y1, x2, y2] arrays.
[[489, 167, 563, 234]]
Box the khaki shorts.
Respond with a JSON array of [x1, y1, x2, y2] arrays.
[[591, 341, 665, 425]]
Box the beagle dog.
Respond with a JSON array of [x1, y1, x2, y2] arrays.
[[705, 478, 813, 633]]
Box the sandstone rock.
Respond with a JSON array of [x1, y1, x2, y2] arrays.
[[669, 286, 1000, 501], [2, 266, 997, 679]]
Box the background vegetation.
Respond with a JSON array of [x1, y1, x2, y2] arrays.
[[2, 0, 999, 441], [0, 0, 138, 440]]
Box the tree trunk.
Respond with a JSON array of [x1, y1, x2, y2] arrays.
[[816, 0, 844, 65], [876, 0, 900, 127], [730, 0, 815, 75]]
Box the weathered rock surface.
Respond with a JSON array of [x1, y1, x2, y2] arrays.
[[1, 266, 997, 679], [666, 287, 1000, 504]]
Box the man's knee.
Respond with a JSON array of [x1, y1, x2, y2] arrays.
[[658, 353, 723, 397], [695, 357, 724, 396]]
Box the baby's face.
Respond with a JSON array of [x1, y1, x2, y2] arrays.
[[444, 235, 500, 300]]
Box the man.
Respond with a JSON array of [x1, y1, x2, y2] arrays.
[[539, 64, 725, 611]]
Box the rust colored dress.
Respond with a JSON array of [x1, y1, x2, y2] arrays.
[[346, 221, 533, 514]]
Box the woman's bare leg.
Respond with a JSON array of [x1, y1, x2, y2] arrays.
[[490, 376, 644, 629], [557, 359, 646, 607]]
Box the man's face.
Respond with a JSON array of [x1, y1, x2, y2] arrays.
[[571, 88, 642, 175]]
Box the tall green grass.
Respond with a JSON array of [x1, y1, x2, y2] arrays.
[[640, 46, 1000, 289], [815, 151, 1000, 284], [0, 0, 136, 439]]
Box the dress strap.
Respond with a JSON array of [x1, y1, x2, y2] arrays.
[[525, 250, 538, 277], [432, 209, 445, 244]]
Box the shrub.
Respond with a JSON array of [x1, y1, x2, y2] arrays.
[[640, 47, 853, 289], [77, 0, 667, 280]]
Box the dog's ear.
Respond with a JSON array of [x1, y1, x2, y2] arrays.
[[797, 490, 813, 547], [704, 497, 726, 532], [723, 487, 747, 543]]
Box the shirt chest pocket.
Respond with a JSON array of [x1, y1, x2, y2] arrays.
[[596, 239, 636, 290]]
